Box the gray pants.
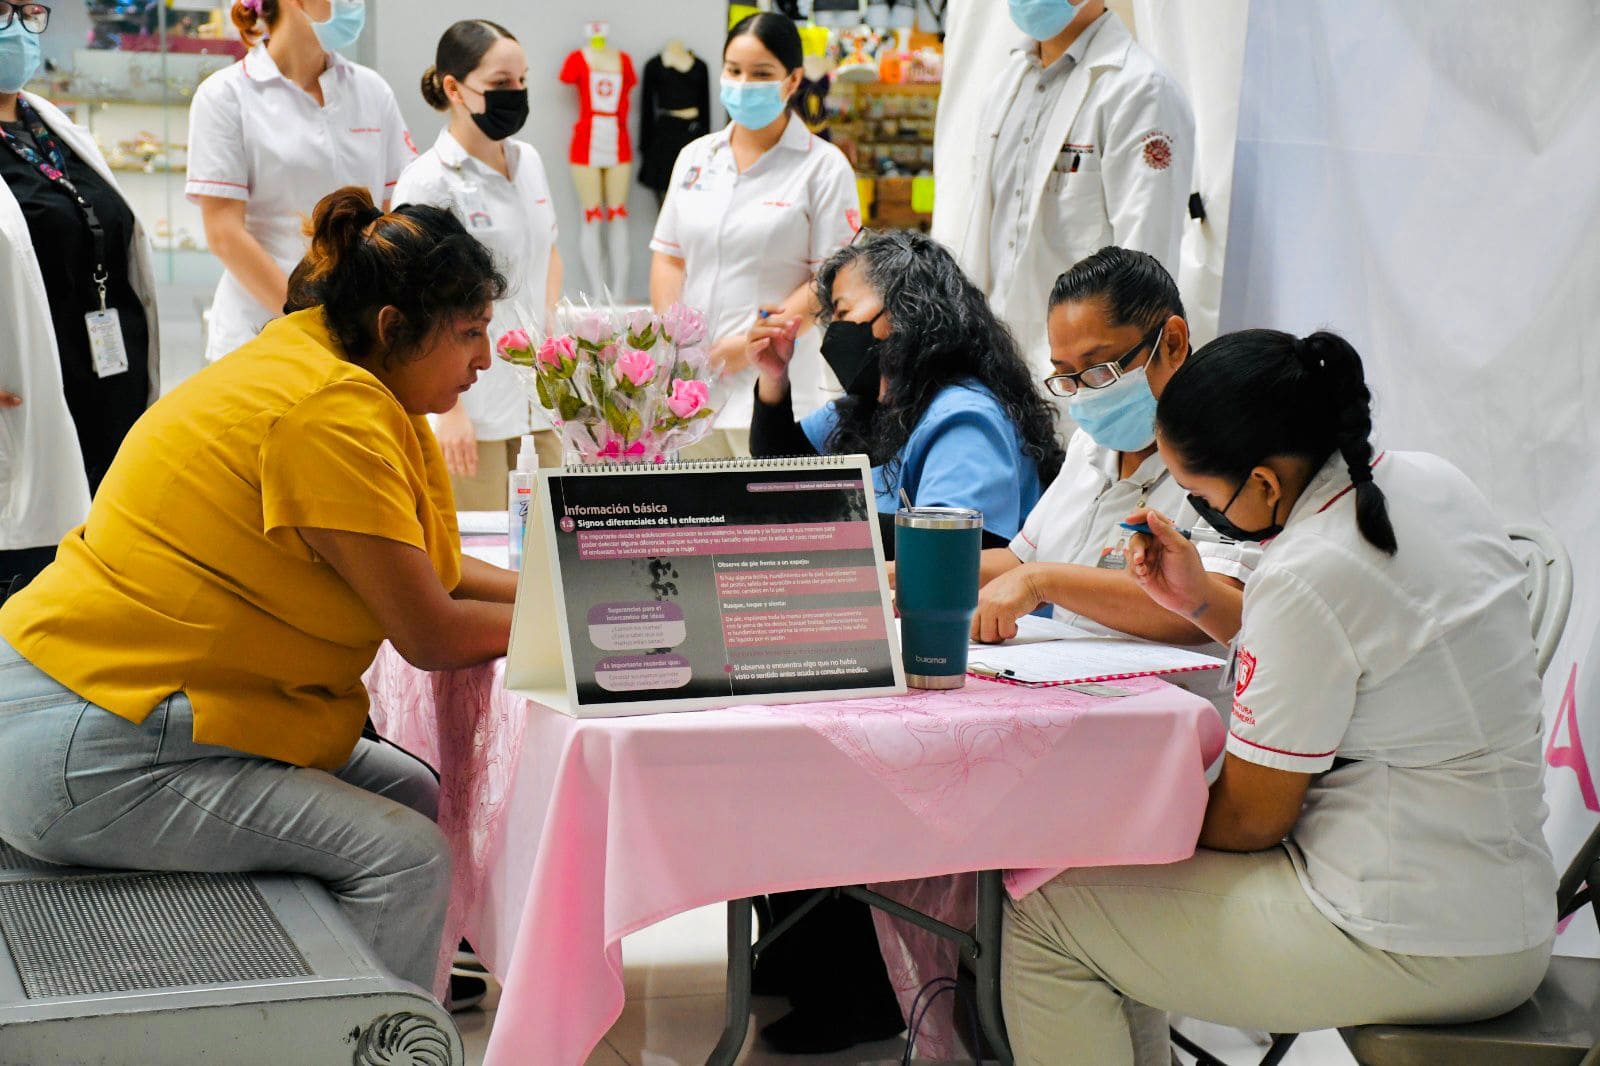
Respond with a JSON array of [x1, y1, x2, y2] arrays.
[[0, 638, 450, 991]]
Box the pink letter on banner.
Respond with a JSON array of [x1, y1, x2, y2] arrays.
[[1546, 664, 1599, 813]]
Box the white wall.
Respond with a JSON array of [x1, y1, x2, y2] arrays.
[[372, 0, 730, 304]]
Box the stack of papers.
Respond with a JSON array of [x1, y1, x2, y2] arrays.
[[967, 615, 1225, 686]]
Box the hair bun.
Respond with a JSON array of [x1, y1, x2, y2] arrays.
[[300, 186, 383, 291], [420, 64, 449, 111]]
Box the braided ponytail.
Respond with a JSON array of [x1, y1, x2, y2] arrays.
[[1156, 327, 1399, 556], [1299, 331, 1396, 554]]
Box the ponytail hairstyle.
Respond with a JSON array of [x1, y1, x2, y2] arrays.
[[230, 0, 279, 46], [1156, 329, 1398, 554], [288, 186, 507, 365], [421, 19, 517, 111]]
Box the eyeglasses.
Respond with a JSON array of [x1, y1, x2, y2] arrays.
[[1043, 323, 1165, 397], [0, 1, 49, 33]]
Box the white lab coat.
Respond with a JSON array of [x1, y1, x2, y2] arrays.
[[0, 93, 160, 551], [953, 13, 1194, 374]]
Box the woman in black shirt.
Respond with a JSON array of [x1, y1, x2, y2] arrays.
[[1, 6, 158, 593]]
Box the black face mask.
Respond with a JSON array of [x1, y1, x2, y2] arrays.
[[470, 88, 530, 141], [821, 312, 885, 398], [1187, 476, 1284, 543]]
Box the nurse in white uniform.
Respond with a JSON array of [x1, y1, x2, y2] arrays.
[[187, 0, 413, 362], [952, 0, 1194, 376], [1002, 328, 1557, 1065], [971, 248, 1255, 647], [394, 19, 564, 507], [649, 12, 860, 457]]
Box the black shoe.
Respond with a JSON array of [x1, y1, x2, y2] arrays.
[[447, 972, 488, 1013], [759, 1006, 906, 1054]]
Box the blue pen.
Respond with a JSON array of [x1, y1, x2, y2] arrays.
[[1120, 521, 1227, 544]]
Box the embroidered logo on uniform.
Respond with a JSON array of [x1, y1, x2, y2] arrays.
[[682, 165, 702, 189], [1235, 647, 1257, 698], [1232, 702, 1257, 726], [1141, 131, 1174, 171], [761, 200, 793, 208], [404, 129, 418, 155], [846, 208, 861, 232], [349, 127, 382, 134]]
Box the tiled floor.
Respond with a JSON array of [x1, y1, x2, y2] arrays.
[[459, 903, 1360, 1066]]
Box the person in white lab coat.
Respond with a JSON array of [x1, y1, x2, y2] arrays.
[[650, 12, 860, 458], [953, 0, 1194, 376], [0, 9, 159, 591], [394, 19, 566, 507], [187, 0, 412, 362], [1002, 329, 1556, 1065]]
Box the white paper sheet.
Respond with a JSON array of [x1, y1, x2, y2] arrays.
[[458, 510, 510, 536], [967, 615, 1224, 685]]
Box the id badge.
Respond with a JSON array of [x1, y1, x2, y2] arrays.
[[458, 184, 495, 230], [85, 309, 129, 378], [1096, 529, 1130, 570], [1220, 639, 1239, 695]]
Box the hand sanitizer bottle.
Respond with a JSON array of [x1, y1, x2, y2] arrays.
[[507, 435, 538, 571]]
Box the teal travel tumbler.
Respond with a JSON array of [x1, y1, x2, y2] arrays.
[[894, 507, 983, 689]]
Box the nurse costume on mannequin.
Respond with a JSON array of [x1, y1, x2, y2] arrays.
[[559, 20, 635, 298], [187, 0, 413, 362]]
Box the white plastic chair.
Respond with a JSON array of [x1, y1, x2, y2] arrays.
[[1507, 524, 1574, 679]]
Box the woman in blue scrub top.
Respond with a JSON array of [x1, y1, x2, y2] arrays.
[[750, 229, 1062, 555]]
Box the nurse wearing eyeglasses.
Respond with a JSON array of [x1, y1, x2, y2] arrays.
[[970, 247, 1255, 647]]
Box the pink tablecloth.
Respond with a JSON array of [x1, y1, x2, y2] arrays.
[[365, 647, 1224, 1065]]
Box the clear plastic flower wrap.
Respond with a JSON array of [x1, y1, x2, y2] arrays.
[[495, 299, 717, 464]]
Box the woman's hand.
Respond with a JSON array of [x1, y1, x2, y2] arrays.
[[435, 403, 478, 477], [710, 333, 751, 377], [972, 563, 1047, 644], [748, 306, 801, 382], [0, 391, 20, 408], [1125, 508, 1211, 619]]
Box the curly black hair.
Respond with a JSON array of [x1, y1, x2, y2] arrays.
[[815, 229, 1064, 489]]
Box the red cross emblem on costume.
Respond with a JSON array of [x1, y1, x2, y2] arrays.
[[596, 80, 616, 99]]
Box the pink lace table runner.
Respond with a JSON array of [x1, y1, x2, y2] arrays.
[[364, 645, 1224, 1064]]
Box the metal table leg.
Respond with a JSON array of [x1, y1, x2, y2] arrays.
[[706, 898, 754, 1066], [975, 870, 1014, 1066]]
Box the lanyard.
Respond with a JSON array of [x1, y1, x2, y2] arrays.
[[0, 99, 111, 310]]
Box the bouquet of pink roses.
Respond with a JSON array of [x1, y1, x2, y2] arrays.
[[496, 301, 717, 464]]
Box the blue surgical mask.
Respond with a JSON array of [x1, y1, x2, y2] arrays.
[[0, 22, 43, 93], [313, 0, 365, 53], [1008, 0, 1082, 41], [720, 78, 788, 131], [1067, 365, 1159, 452]]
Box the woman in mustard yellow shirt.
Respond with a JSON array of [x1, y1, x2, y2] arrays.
[[0, 186, 512, 991]]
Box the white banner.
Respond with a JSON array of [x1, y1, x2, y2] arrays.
[[1222, 1, 1600, 952], [1130, 0, 1250, 347]]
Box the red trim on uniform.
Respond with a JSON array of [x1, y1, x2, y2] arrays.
[[189, 178, 251, 190], [1018, 530, 1038, 548], [654, 239, 681, 248], [1316, 452, 1388, 514], [1229, 730, 1336, 760], [384, 179, 399, 188], [349, 127, 382, 134]]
